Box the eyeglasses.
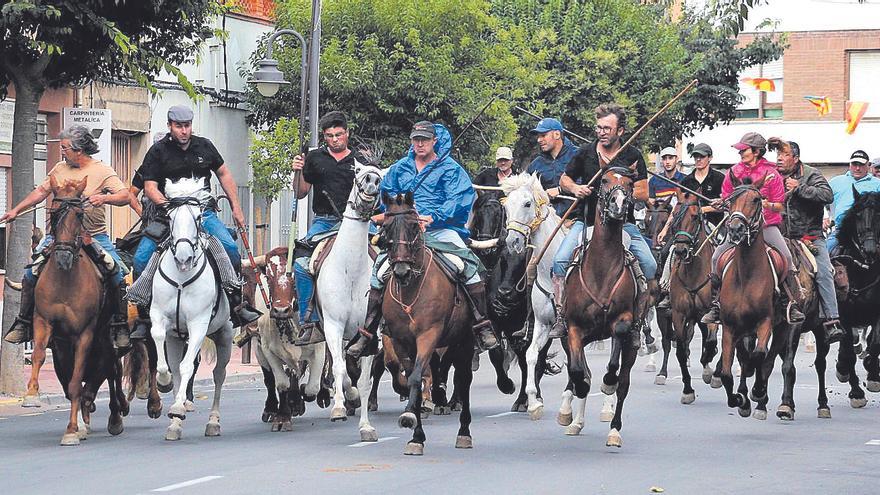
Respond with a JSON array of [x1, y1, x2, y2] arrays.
[[594, 125, 619, 135], [850, 162, 868, 167], [323, 131, 347, 140], [60, 145, 77, 152]]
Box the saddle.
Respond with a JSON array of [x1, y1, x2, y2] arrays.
[[716, 243, 787, 291], [29, 239, 121, 281], [308, 234, 380, 277]]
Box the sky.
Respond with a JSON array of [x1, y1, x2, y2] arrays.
[[687, 0, 880, 32]]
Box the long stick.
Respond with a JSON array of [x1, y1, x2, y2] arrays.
[[513, 106, 590, 143], [0, 205, 43, 224], [644, 168, 714, 204], [526, 79, 700, 281], [238, 225, 271, 307], [693, 214, 728, 259]]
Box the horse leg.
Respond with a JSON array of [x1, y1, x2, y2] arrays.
[[431, 352, 454, 414], [106, 355, 125, 436], [163, 335, 187, 441], [453, 345, 475, 449], [603, 320, 631, 395], [489, 342, 515, 395], [734, 338, 753, 417], [61, 331, 93, 446], [719, 325, 745, 410], [837, 325, 867, 408], [184, 354, 199, 411], [607, 341, 636, 448], [525, 318, 550, 419], [558, 381, 574, 427], [510, 346, 529, 413], [535, 339, 553, 402], [752, 328, 783, 421], [400, 340, 433, 456], [699, 322, 718, 385], [150, 312, 173, 392], [368, 349, 384, 412], [145, 336, 163, 419], [655, 312, 672, 385], [205, 326, 232, 437], [302, 344, 326, 401], [776, 327, 800, 421], [813, 329, 831, 418], [261, 366, 278, 423], [357, 355, 379, 442], [323, 318, 350, 421], [863, 325, 880, 392], [675, 315, 695, 404], [24, 316, 52, 407]]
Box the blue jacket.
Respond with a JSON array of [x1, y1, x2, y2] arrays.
[[527, 137, 578, 216], [380, 124, 474, 239], [829, 172, 880, 226]]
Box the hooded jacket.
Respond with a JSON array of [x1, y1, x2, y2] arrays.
[[780, 162, 832, 239], [380, 124, 474, 239], [721, 157, 785, 227]]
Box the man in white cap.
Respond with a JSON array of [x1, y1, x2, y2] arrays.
[[647, 146, 685, 209], [473, 146, 515, 187]]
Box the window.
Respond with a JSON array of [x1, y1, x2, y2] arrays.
[[736, 58, 784, 120], [849, 51, 880, 118]]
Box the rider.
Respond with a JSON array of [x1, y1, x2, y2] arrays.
[[346, 121, 500, 358], [701, 132, 806, 325], [647, 146, 685, 213], [770, 137, 845, 343], [2, 125, 133, 348], [290, 111, 366, 346], [553, 103, 656, 338], [526, 118, 578, 217], [826, 150, 880, 253], [872, 157, 880, 179], [473, 146, 516, 188], [129, 105, 260, 335]]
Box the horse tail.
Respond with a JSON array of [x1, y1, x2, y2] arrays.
[[123, 340, 149, 401], [200, 337, 217, 366]]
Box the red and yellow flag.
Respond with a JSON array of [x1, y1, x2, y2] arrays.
[[742, 77, 776, 92], [845, 101, 869, 135], [804, 95, 831, 116]]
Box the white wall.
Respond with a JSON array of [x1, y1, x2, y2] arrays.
[[688, 0, 880, 32]]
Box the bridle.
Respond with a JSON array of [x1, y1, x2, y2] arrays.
[[384, 208, 425, 274], [725, 185, 764, 247], [671, 201, 704, 262], [165, 196, 207, 264], [505, 188, 550, 243], [472, 196, 506, 250], [344, 167, 381, 222], [48, 196, 87, 264], [597, 167, 635, 225]]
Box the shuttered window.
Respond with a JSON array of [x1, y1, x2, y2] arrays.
[[849, 51, 880, 118]]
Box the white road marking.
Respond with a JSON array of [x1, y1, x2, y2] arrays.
[[589, 392, 602, 397], [486, 411, 517, 418], [152, 476, 223, 492], [381, 379, 391, 383], [865, 439, 880, 446], [349, 436, 398, 448]]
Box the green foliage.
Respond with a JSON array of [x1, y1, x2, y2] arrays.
[[249, 117, 301, 201]]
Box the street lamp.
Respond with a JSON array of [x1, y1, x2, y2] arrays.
[[248, 29, 307, 100]]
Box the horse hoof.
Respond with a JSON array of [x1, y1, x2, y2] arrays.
[[21, 395, 41, 408], [184, 400, 195, 412], [646, 343, 659, 355], [455, 435, 473, 449], [205, 421, 221, 437], [817, 407, 832, 419], [281, 420, 293, 432], [421, 400, 434, 418], [148, 402, 163, 419], [403, 442, 424, 456], [513, 403, 528, 413], [528, 404, 544, 421], [850, 397, 868, 409], [702, 367, 713, 385], [738, 406, 751, 418], [600, 382, 617, 396], [836, 370, 850, 383], [498, 378, 516, 395], [752, 409, 767, 421], [451, 402, 462, 412], [434, 405, 451, 416], [681, 392, 696, 405], [398, 412, 417, 429], [261, 410, 275, 423], [644, 363, 657, 372], [599, 410, 614, 423], [866, 381, 880, 393], [557, 411, 573, 426], [710, 376, 722, 389], [749, 391, 767, 404], [565, 423, 583, 436], [368, 400, 378, 412], [654, 375, 666, 386], [606, 428, 622, 448], [331, 406, 348, 422], [60, 433, 80, 446], [360, 427, 379, 442], [165, 422, 183, 441], [776, 405, 794, 421], [346, 394, 362, 411], [108, 418, 124, 436], [271, 422, 282, 432]]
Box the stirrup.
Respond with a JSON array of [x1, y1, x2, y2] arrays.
[[4, 319, 32, 344], [548, 305, 567, 339], [786, 303, 805, 324], [823, 320, 845, 344], [700, 303, 720, 324], [346, 329, 377, 359], [473, 320, 499, 351], [294, 322, 325, 346]]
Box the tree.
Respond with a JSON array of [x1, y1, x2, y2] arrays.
[[0, 0, 221, 394]]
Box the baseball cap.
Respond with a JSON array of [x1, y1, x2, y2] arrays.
[[732, 132, 767, 151], [788, 141, 801, 157], [167, 105, 194, 123], [530, 118, 564, 134], [850, 150, 869, 165], [689, 143, 713, 157], [410, 121, 436, 139], [659, 146, 677, 158], [495, 146, 513, 161], [871, 157, 880, 168]]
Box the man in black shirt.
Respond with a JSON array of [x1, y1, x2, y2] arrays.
[[551, 103, 654, 338], [290, 111, 365, 345], [473, 146, 515, 188]]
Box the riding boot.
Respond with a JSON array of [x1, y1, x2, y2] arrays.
[[109, 278, 132, 350], [346, 287, 384, 359], [781, 271, 806, 324], [4, 276, 36, 344], [131, 304, 151, 340], [700, 274, 722, 324], [822, 319, 845, 345], [225, 286, 262, 329], [548, 275, 568, 339], [463, 281, 500, 351]]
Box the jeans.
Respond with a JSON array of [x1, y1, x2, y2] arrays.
[[826, 229, 839, 253], [711, 225, 792, 274], [812, 238, 839, 319], [293, 215, 340, 324], [26, 233, 125, 285], [552, 221, 657, 279], [133, 210, 240, 278], [553, 221, 584, 277]]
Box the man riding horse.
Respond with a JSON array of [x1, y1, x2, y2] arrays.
[[3, 125, 132, 349], [346, 121, 500, 358], [128, 105, 260, 335], [702, 132, 805, 325]]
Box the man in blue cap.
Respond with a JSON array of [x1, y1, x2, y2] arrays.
[[526, 118, 578, 217]]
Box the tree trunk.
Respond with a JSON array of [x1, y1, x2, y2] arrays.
[[0, 78, 45, 395]]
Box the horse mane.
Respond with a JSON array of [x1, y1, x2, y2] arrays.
[[165, 177, 210, 199], [499, 172, 550, 205], [838, 191, 880, 243]]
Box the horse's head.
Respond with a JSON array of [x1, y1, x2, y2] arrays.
[[245, 248, 295, 331], [469, 191, 506, 254], [164, 177, 210, 272], [48, 176, 87, 271], [598, 167, 635, 224], [347, 162, 382, 219], [840, 189, 880, 263], [382, 191, 423, 285], [725, 174, 766, 247], [491, 238, 528, 315], [671, 198, 703, 260], [500, 172, 550, 254], [646, 197, 673, 246]]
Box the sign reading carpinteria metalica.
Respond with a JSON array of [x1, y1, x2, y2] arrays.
[[63, 107, 112, 166]]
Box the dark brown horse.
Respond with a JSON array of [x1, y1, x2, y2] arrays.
[[30, 177, 127, 445], [380, 192, 475, 456], [563, 166, 645, 448], [667, 198, 720, 404]]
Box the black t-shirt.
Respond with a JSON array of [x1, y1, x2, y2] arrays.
[[302, 146, 364, 217], [679, 168, 725, 225], [473, 167, 502, 187], [564, 141, 648, 226], [141, 135, 224, 192]]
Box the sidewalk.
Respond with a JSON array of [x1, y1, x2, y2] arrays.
[[0, 343, 263, 418]]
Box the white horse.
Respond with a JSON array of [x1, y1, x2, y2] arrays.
[[150, 177, 233, 441], [314, 161, 382, 442]]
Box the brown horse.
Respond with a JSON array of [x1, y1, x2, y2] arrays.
[[380, 192, 475, 456], [29, 176, 127, 445], [563, 166, 645, 448], [667, 198, 719, 404]]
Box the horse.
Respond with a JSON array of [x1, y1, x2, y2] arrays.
[[469, 191, 507, 271], [666, 198, 720, 404], [149, 177, 234, 441], [28, 176, 127, 445], [561, 166, 646, 448], [380, 191, 476, 456], [833, 190, 880, 407], [313, 162, 382, 441]]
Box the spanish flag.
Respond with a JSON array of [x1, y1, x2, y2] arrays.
[[804, 95, 831, 116], [845, 101, 869, 135], [742, 77, 776, 92]]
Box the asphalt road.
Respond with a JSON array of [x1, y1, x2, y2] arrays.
[[1, 335, 878, 495]]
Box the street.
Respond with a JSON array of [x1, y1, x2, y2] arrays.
[[0, 337, 878, 495]]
